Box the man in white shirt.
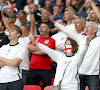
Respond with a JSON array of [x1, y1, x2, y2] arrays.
[[0, 25, 26, 90], [50, 15, 100, 90], [18, 25, 30, 85]]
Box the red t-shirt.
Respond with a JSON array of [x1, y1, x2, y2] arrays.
[[29, 36, 55, 70]]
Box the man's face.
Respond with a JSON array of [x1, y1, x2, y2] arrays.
[[88, 10, 96, 21], [64, 11, 72, 21], [39, 23, 49, 35], [18, 14, 27, 24], [21, 26, 29, 37], [8, 17, 16, 24], [75, 18, 85, 32], [41, 9, 49, 20], [85, 22, 96, 36], [45, 0, 52, 8], [8, 29, 19, 40], [84, 0, 91, 9]]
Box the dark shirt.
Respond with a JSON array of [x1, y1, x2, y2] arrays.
[[33, 9, 55, 36], [0, 32, 10, 48]]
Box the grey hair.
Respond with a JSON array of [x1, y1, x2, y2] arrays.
[[76, 16, 86, 24], [88, 21, 98, 30]]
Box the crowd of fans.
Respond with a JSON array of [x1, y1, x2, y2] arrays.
[[0, 0, 100, 90]]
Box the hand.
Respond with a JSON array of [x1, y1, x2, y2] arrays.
[[49, 13, 55, 23], [1, 9, 6, 15], [66, 0, 71, 5], [29, 35, 34, 43], [86, 35, 92, 45]]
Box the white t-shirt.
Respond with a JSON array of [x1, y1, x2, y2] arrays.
[[66, 24, 77, 34], [51, 31, 67, 52], [0, 43, 26, 83], [18, 36, 30, 70]]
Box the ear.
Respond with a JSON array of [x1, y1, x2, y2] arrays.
[[17, 33, 21, 37], [94, 28, 98, 34]]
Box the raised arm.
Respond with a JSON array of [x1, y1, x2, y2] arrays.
[[66, 0, 78, 19], [1, 9, 11, 31], [90, 0, 100, 21], [28, 7, 35, 36], [50, 14, 86, 45]]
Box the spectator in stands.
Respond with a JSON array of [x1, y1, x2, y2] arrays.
[[51, 19, 67, 78], [27, 22, 55, 88], [53, 5, 63, 21], [71, 0, 87, 18], [50, 15, 100, 90], [45, 0, 53, 14], [1, 9, 17, 35], [27, 3, 38, 21], [51, 18, 67, 52], [56, 0, 65, 14], [29, 31, 91, 90], [30, 8, 54, 36], [0, 20, 9, 47], [0, 25, 26, 90], [18, 25, 30, 85], [16, 10, 31, 27]]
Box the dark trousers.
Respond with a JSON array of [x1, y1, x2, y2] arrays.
[[22, 70, 28, 85], [79, 74, 99, 90], [0, 80, 23, 90], [27, 69, 51, 88]]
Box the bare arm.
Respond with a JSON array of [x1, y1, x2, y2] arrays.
[[1, 9, 11, 31], [29, 7, 35, 36], [0, 61, 5, 67], [66, 0, 78, 19], [90, 0, 100, 21], [0, 57, 22, 67]]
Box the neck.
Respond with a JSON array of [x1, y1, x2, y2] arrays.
[[42, 19, 49, 22], [40, 34, 49, 38], [21, 34, 29, 38], [66, 52, 74, 57], [10, 39, 18, 45], [67, 20, 72, 25], [77, 29, 84, 34]]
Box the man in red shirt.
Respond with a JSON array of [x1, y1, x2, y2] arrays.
[[27, 22, 55, 88]]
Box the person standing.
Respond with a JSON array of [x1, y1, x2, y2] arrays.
[[0, 25, 26, 90]]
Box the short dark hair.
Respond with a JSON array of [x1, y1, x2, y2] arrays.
[[57, 18, 67, 25], [41, 22, 50, 28], [65, 37, 78, 54]]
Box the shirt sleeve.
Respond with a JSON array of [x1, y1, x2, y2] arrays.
[[15, 48, 26, 61], [54, 22, 86, 45], [76, 45, 88, 68], [37, 43, 60, 63]]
